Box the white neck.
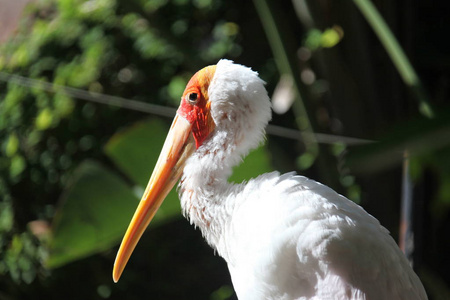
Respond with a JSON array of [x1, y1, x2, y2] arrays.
[[178, 128, 241, 251]]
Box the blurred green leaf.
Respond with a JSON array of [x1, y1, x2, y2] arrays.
[[105, 119, 169, 187], [305, 29, 323, 50], [35, 108, 53, 130], [9, 155, 26, 179], [53, 92, 75, 117], [168, 75, 187, 103], [210, 284, 234, 300], [2, 83, 27, 113], [0, 200, 14, 232], [296, 152, 315, 170], [47, 160, 138, 269], [10, 45, 30, 67], [144, 0, 168, 13], [5, 133, 19, 157], [193, 0, 213, 9], [104, 118, 181, 225], [321, 26, 343, 48], [229, 142, 273, 183]]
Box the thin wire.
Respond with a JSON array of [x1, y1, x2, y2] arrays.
[[0, 71, 374, 145], [266, 125, 373, 145], [0, 72, 176, 118]]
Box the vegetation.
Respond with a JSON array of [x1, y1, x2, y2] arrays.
[[0, 0, 449, 299]]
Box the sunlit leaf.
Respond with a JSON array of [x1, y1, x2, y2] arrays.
[[210, 285, 234, 300], [230, 142, 273, 183], [9, 155, 26, 179], [296, 152, 316, 170], [104, 118, 181, 224], [53, 92, 75, 117], [321, 26, 344, 48], [305, 29, 322, 50], [10, 45, 30, 67], [5, 133, 19, 157], [168, 75, 187, 103], [105, 119, 168, 186], [0, 200, 14, 232], [47, 161, 138, 269], [35, 108, 53, 130]]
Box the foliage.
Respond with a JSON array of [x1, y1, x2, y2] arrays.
[[0, 0, 243, 297], [47, 160, 138, 269]]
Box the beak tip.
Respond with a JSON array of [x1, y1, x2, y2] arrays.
[[112, 265, 122, 283]]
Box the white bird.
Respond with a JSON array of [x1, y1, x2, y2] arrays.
[[113, 59, 428, 300]]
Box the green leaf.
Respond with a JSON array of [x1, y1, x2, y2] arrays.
[[0, 200, 14, 232], [229, 142, 273, 183], [5, 133, 19, 157], [9, 155, 26, 179], [105, 119, 169, 187], [104, 118, 181, 224], [47, 161, 138, 269], [321, 27, 343, 48], [53, 92, 75, 117], [168, 76, 187, 103], [10, 45, 30, 67], [35, 108, 53, 130], [296, 152, 316, 170]]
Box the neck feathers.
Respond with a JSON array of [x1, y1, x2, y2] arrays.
[[178, 130, 237, 248]]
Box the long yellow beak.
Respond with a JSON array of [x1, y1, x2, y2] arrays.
[[113, 114, 195, 283]]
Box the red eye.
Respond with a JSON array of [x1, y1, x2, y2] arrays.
[[186, 92, 199, 105]]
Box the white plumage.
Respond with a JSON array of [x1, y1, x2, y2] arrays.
[[113, 60, 428, 300]]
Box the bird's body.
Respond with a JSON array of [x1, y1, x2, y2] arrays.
[[190, 171, 425, 299], [113, 60, 427, 299]]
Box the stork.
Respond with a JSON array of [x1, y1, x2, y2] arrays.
[[113, 60, 427, 299]]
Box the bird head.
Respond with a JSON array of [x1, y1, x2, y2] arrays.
[[113, 60, 271, 282]]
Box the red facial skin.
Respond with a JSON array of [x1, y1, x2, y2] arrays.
[[177, 65, 216, 149]]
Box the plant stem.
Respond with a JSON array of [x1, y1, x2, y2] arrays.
[[353, 0, 434, 118], [253, 0, 318, 156]]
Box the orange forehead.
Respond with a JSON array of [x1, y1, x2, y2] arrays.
[[183, 65, 217, 99]]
